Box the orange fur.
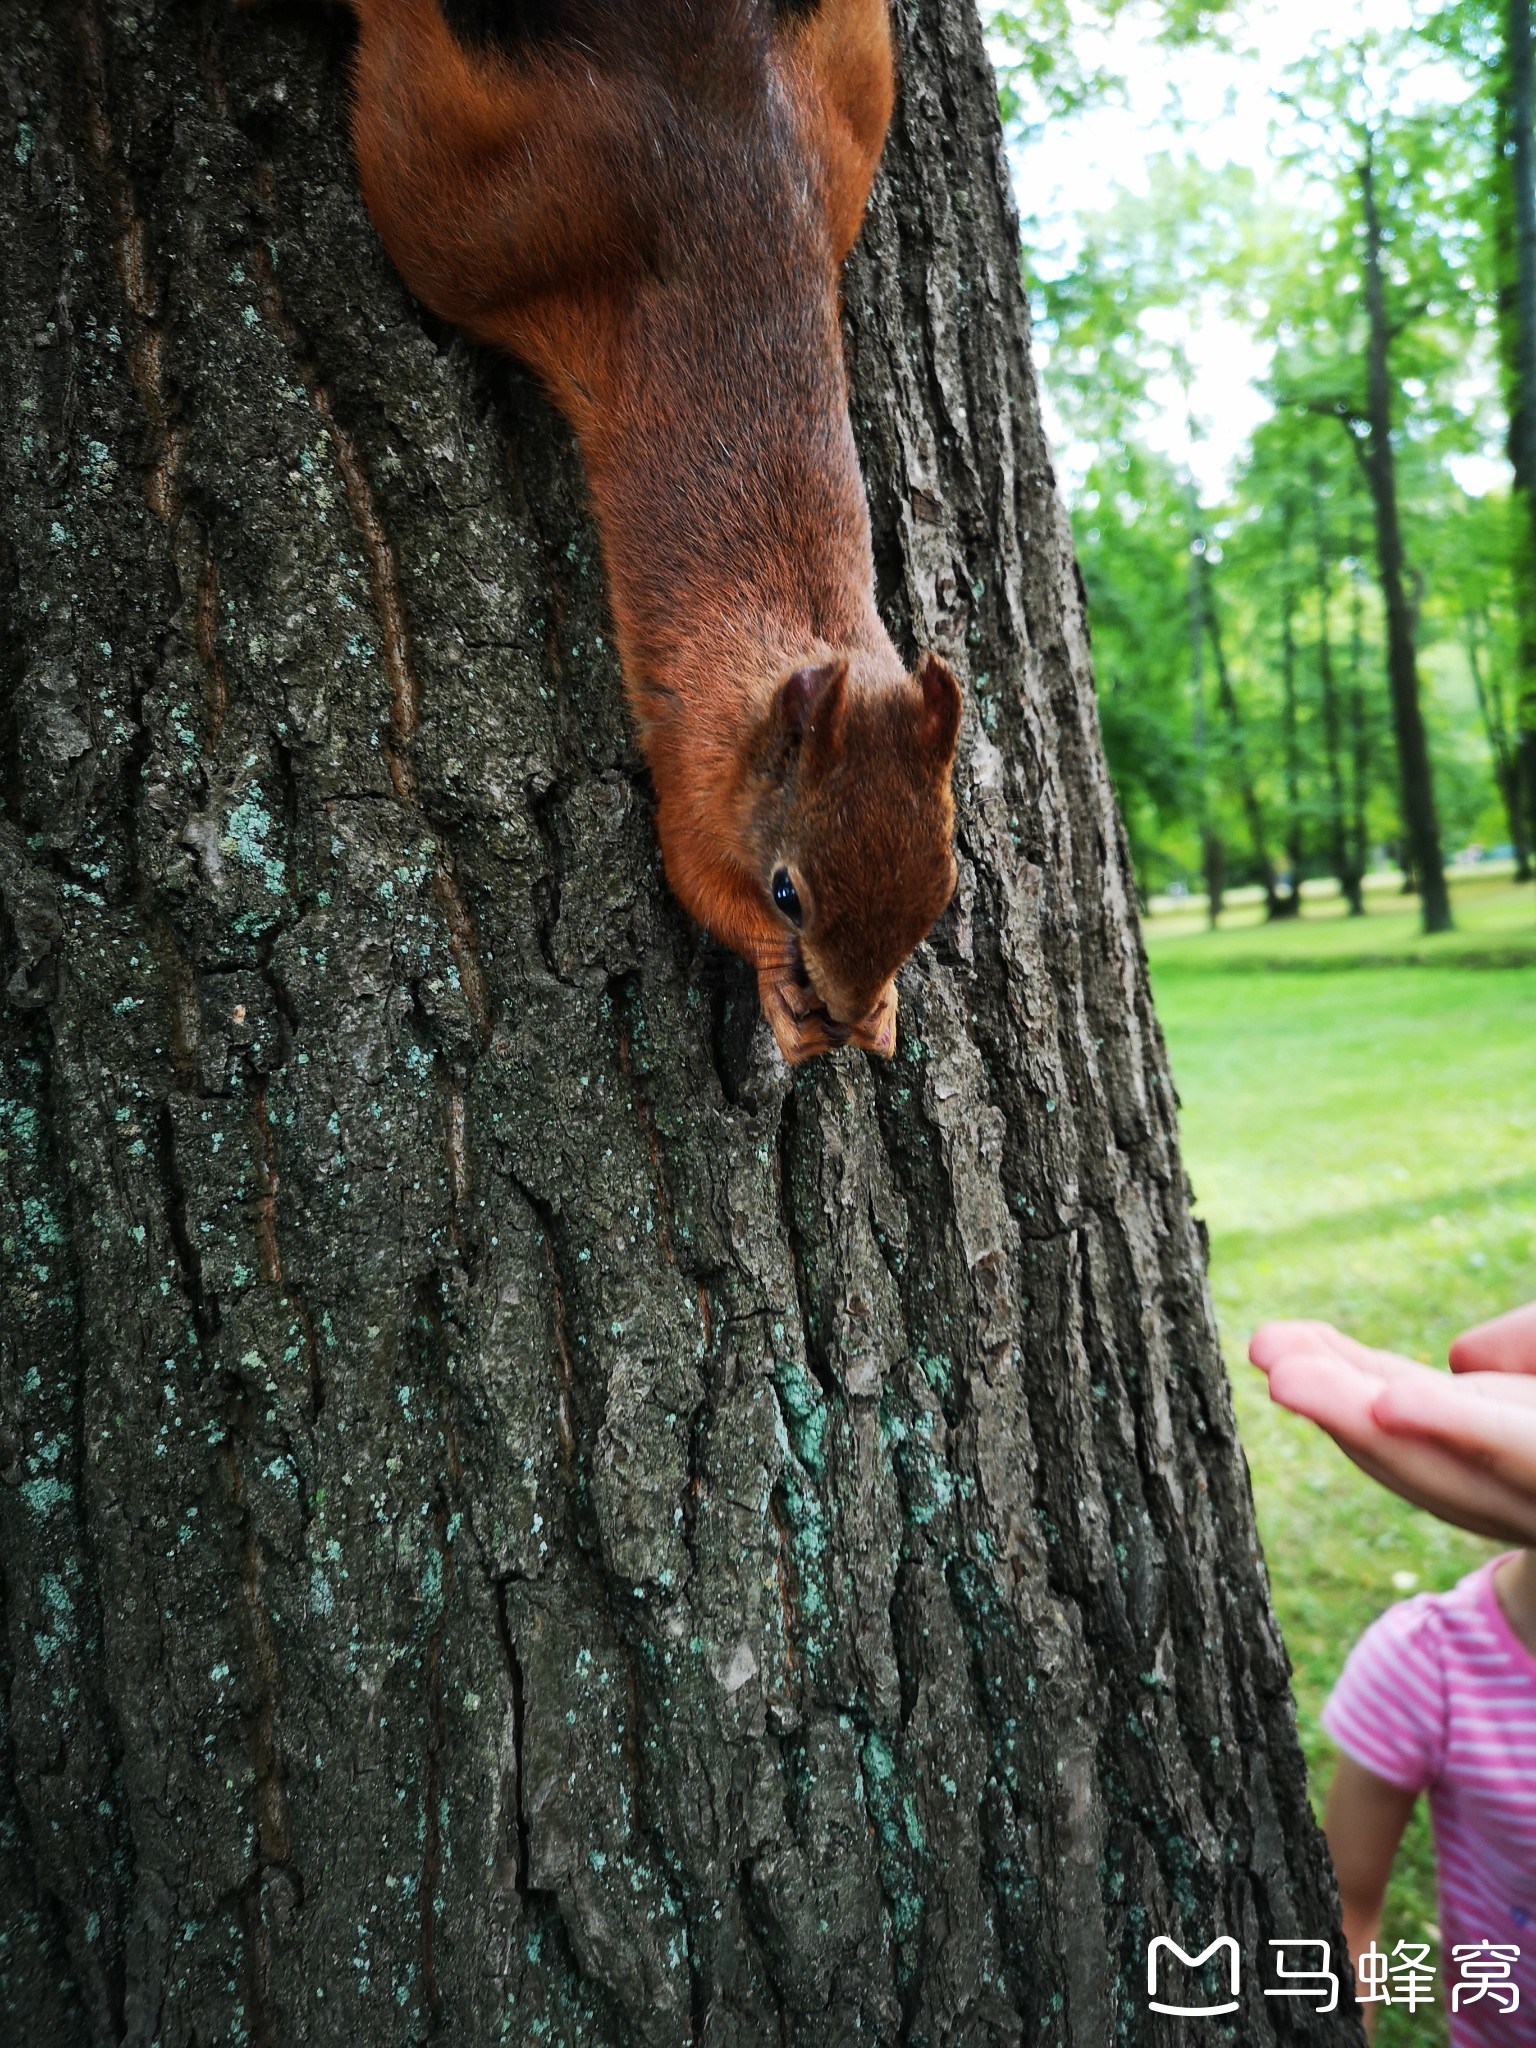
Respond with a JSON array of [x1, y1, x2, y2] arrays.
[[315, 0, 960, 1060]]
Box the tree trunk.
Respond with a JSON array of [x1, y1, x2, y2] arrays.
[[1347, 558, 1372, 911], [1463, 608, 1532, 878], [1496, 0, 1536, 878], [1197, 551, 1279, 919], [1357, 139, 1453, 934], [1276, 511, 1304, 918], [1187, 525, 1225, 928], [1312, 485, 1360, 916], [0, 3, 1349, 2044]]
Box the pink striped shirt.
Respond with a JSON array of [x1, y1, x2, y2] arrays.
[[1324, 1559, 1536, 2045]]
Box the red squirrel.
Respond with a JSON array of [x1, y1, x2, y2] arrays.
[[308, 0, 963, 1060]]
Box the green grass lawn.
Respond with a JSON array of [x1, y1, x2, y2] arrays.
[[1146, 874, 1536, 2048]]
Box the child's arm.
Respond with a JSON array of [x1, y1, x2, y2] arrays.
[[1324, 1755, 1418, 2038]]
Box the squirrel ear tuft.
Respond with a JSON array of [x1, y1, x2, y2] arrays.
[[917, 653, 963, 762], [778, 659, 848, 749]]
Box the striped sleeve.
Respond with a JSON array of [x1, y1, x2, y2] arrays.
[[1320, 1597, 1447, 1794]]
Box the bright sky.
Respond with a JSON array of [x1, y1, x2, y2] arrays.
[[1001, 0, 1505, 502]]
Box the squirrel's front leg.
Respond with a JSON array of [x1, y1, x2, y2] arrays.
[[757, 959, 897, 1064], [756, 952, 852, 1065], [731, 869, 900, 1066]]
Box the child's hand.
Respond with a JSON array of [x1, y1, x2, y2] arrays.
[[1249, 1310, 1536, 1545]]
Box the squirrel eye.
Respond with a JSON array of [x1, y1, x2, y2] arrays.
[[772, 867, 803, 927]]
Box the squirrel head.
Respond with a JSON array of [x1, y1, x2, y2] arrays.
[[755, 651, 963, 1042]]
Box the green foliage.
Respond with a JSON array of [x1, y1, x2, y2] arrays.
[[1017, 12, 1530, 900], [1076, 444, 1200, 887], [1265, 34, 1491, 462], [987, 0, 1231, 137]]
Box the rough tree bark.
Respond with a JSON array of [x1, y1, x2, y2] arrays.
[[0, 3, 1351, 2044]]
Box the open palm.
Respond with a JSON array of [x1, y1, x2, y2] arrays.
[[1249, 1304, 1536, 1546]]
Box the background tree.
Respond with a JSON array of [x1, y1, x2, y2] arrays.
[[1488, 0, 1536, 848], [1271, 45, 1480, 933], [1194, 524, 1281, 917], [0, 2, 1350, 2045], [1072, 443, 1201, 898], [1024, 17, 1522, 919], [1431, 0, 1536, 860], [1034, 162, 1287, 907], [1227, 416, 1378, 915], [1430, 490, 1535, 872]]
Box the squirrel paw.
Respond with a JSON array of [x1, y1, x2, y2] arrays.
[[758, 961, 898, 1065], [845, 983, 897, 1059], [759, 959, 849, 1064]]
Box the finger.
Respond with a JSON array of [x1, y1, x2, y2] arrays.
[[1261, 1344, 1448, 1424], [1373, 1374, 1536, 1492], [1337, 1440, 1536, 1547], [762, 987, 813, 1063], [849, 1016, 895, 1058], [1449, 1301, 1536, 1377], [1265, 1351, 1386, 1435], [766, 996, 846, 1064], [1251, 1323, 1434, 1391], [1249, 1320, 1344, 1369], [1266, 1358, 1536, 1542], [1417, 1369, 1536, 1410], [1265, 1350, 1522, 1449], [849, 993, 897, 1059], [1249, 1321, 1410, 1379], [761, 963, 845, 1049]]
